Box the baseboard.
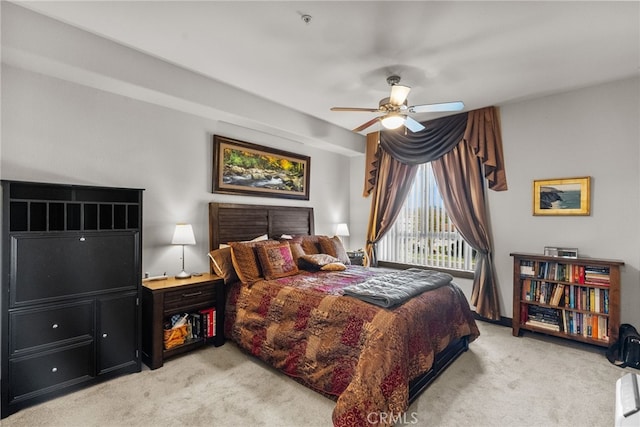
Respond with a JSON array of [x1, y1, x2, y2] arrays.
[[473, 311, 512, 328]]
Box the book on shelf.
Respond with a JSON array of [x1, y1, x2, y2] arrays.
[[568, 265, 587, 284], [525, 319, 560, 332], [189, 313, 202, 339], [199, 307, 216, 338], [520, 260, 535, 276], [522, 279, 531, 300], [520, 304, 529, 323], [584, 266, 610, 285], [525, 305, 562, 331], [550, 283, 565, 306]]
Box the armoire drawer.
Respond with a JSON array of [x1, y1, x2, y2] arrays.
[[163, 283, 217, 313], [10, 301, 93, 355], [9, 342, 93, 401]]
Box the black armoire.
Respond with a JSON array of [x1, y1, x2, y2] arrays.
[[1, 180, 143, 418]]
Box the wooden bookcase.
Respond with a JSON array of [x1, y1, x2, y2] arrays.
[[511, 252, 624, 347]]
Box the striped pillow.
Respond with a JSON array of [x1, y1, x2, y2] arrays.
[[229, 240, 279, 284]]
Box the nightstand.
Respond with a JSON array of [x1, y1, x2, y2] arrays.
[[347, 250, 364, 266], [141, 273, 225, 370]]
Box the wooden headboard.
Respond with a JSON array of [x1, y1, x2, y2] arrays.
[[208, 202, 314, 252]]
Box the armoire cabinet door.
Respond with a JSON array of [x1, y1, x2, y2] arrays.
[[97, 292, 139, 375], [11, 232, 139, 306]]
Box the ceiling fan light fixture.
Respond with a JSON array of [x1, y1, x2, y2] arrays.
[[331, 75, 464, 134], [381, 114, 405, 130]]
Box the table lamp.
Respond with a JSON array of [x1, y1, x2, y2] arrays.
[[172, 223, 196, 279], [336, 223, 350, 242]]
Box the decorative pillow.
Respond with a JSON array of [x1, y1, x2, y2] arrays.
[[230, 240, 279, 284], [256, 242, 299, 280], [319, 235, 351, 265], [219, 233, 269, 249], [298, 253, 341, 271], [288, 241, 306, 263], [295, 235, 321, 255], [320, 262, 347, 271], [208, 247, 238, 285]]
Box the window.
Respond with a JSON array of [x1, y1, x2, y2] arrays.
[[377, 162, 476, 272]]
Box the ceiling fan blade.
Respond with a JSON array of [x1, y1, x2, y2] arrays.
[[352, 117, 380, 133], [408, 101, 465, 113], [389, 85, 411, 106], [331, 107, 380, 112], [404, 116, 425, 133]]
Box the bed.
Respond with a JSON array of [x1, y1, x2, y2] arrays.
[[208, 202, 479, 426]]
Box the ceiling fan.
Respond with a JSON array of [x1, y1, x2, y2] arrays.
[[331, 75, 464, 133]]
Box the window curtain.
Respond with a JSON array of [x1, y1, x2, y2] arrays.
[[363, 106, 506, 320], [431, 141, 500, 320], [363, 113, 468, 264], [365, 145, 418, 266]]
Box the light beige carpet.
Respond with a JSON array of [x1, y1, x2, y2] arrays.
[[1, 321, 634, 427]]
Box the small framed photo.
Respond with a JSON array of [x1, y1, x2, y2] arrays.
[[544, 246, 578, 258], [533, 176, 590, 216], [557, 248, 579, 258]]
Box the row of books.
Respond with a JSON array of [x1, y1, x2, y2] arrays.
[[165, 307, 216, 341], [521, 305, 610, 341], [521, 279, 564, 306], [520, 261, 610, 285], [566, 285, 609, 313], [522, 279, 609, 313], [563, 311, 609, 341], [199, 307, 217, 338]]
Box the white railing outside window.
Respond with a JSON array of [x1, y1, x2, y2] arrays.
[[377, 163, 476, 272]]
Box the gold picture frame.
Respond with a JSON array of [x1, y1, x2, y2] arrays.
[[533, 176, 591, 216], [212, 135, 310, 200]]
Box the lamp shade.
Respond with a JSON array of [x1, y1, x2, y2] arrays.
[[171, 223, 196, 245], [335, 223, 350, 237]]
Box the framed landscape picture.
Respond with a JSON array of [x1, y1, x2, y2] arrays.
[[212, 135, 310, 200], [533, 176, 590, 216]]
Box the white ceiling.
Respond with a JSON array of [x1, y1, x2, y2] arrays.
[[13, 1, 640, 135]]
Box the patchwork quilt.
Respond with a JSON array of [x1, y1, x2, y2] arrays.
[[224, 266, 479, 426]]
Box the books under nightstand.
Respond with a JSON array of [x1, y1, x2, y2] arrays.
[[141, 273, 225, 369], [511, 252, 624, 347]]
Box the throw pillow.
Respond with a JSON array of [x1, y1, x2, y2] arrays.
[[320, 262, 347, 271], [318, 235, 351, 265], [208, 247, 238, 284], [256, 242, 299, 280], [298, 253, 341, 271], [230, 240, 279, 284]]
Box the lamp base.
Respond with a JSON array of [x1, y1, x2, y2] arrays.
[[175, 270, 191, 279]]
